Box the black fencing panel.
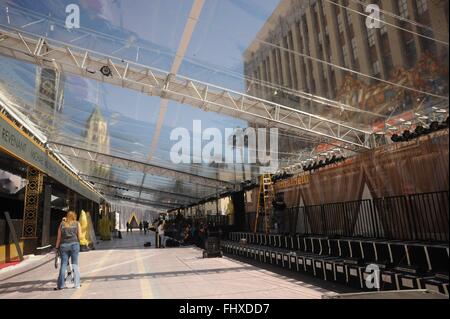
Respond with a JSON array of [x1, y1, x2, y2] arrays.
[[305, 205, 324, 235], [237, 191, 448, 242]]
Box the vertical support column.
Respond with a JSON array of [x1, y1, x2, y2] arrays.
[[268, 48, 278, 87], [406, 0, 424, 58], [381, 0, 407, 67], [41, 184, 52, 247], [350, 0, 373, 84], [67, 189, 78, 213], [306, 5, 326, 96], [427, 0, 449, 58], [324, 0, 345, 88], [22, 166, 44, 253], [291, 21, 306, 92]]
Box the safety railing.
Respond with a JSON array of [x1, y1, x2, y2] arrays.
[[245, 191, 449, 242]]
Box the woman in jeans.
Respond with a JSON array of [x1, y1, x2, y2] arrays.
[[55, 211, 82, 290]]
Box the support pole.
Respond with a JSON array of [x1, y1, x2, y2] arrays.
[[41, 184, 52, 247]]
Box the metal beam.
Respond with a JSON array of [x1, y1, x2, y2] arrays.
[[79, 174, 200, 203], [48, 141, 232, 189], [102, 192, 176, 210], [0, 25, 372, 151]]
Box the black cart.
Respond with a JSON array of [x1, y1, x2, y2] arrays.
[[202, 228, 223, 258]]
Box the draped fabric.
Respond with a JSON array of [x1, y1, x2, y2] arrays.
[[110, 204, 157, 230], [275, 131, 448, 208], [362, 132, 449, 198]]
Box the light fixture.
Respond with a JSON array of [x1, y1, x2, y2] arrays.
[[391, 134, 401, 143], [100, 65, 112, 77]]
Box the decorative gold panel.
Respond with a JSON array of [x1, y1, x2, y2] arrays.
[[22, 167, 43, 239]]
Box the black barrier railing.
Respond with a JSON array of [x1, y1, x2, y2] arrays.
[[373, 191, 449, 242], [206, 215, 228, 226], [243, 191, 448, 242]]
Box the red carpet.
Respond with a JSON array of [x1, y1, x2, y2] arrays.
[[0, 259, 21, 270]]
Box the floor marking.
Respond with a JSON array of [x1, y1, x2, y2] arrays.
[[82, 252, 160, 276], [71, 249, 114, 299], [135, 249, 153, 299]]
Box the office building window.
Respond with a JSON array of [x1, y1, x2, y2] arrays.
[[417, 0, 428, 15], [405, 39, 417, 67], [380, 13, 388, 34], [398, 0, 409, 19], [367, 28, 376, 47], [342, 46, 350, 67], [337, 14, 344, 34], [351, 38, 358, 60], [346, 10, 352, 25], [373, 60, 381, 76], [383, 55, 394, 77]]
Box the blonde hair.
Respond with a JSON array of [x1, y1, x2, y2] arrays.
[[63, 211, 77, 227]]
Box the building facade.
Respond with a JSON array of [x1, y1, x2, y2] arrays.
[[83, 106, 111, 179], [244, 0, 449, 125]]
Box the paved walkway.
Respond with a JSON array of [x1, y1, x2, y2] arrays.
[[0, 232, 349, 299]]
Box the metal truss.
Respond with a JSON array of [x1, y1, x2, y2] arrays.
[[48, 142, 233, 189], [100, 191, 177, 210], [79, 174, 201, 204], [0, 26, 373, 151]]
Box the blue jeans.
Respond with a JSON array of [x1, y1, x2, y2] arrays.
[[57, 242, 81, 289]]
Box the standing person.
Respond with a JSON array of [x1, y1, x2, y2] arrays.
[[198, 224, 206, 249], [183, 224, 191, 245], [143, 221, 148, 235], [139, 222, 143, 233], [157, 221, 165, 248], [55, 211, 81, 290], [126, 222, 130, 232]]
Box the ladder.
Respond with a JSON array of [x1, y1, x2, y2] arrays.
[[254, 174, 275, 234]]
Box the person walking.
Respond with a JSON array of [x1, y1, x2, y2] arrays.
[[55, 211, 81, 290], [143, 221, 148, 235], [139, 222, 143, 233], [126, 222, 130, 232], [157, 221, 165, 248]]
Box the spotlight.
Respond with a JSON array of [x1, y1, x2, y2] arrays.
[[430, 121, 440, 132], [402, 130, 412, 141], [415, 125, 425, 136], [391, 134, 400, 142], [100, 65, 112, 77]]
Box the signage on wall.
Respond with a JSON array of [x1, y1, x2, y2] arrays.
[[275, 174, 310, 190]]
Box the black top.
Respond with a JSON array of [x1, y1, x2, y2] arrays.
[[61, 222, 79, 244]]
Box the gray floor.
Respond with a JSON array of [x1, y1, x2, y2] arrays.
[[0, 232, 351, 299]]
